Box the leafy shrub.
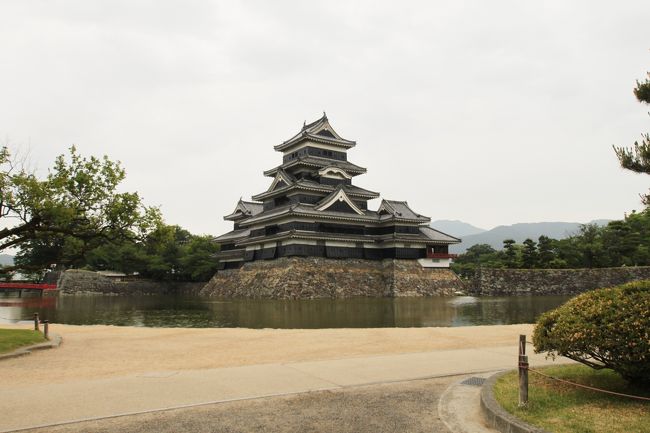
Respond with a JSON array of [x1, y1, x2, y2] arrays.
[[533, 281, 650, 386]]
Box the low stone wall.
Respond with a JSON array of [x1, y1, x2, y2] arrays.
[[200, 257, 465, 299], [471, 266, 650, 296], [58, 270, 204, 295], [391, 260, 466, 297]]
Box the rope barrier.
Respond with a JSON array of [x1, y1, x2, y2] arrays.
[[522, 339, 650, 402], [527, 367, 650, 402]]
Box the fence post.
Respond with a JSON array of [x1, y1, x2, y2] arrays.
[[43, 320, 49, 340], [518, 334, 529, 407], [33, 313, 39, 332]]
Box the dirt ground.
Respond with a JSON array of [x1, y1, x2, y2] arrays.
[[19, 376, 461, 433], [1, 323, 533, 386]]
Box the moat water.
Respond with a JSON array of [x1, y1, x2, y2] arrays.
[[0, 293, 571, 328]]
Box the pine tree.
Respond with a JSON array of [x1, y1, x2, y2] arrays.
[[522, 238, 538, 268], [613, 70, 650, 204], [537, 235, 556, 268], [503, 239, 518, 268]]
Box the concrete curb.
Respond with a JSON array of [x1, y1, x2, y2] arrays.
[[0, 334, 62, 361], [480, 370, 551, 433], [438, 371, 500, 433]]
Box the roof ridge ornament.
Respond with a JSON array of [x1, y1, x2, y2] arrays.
[[318, 166, 353, 180]]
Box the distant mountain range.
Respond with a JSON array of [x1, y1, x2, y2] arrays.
[[431, 220, 611, 253], [0, 254, 14, 266], [428, 220, 487, 238]]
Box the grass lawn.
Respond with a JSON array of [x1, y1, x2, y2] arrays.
[[493, 364, 650, 433], [0, 328, 46, 354]]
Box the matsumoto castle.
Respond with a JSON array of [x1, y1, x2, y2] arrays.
[[214, 113, 460, 270]]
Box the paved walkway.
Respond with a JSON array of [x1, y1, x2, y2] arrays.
[[1, 345, 566, 432], [18, 376, 463, 433]]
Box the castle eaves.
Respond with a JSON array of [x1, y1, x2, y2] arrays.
[[263, 156, 367, 177], [252, 180, 380, 201]]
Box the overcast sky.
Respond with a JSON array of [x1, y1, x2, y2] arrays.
[[1, 1, 650, 236]]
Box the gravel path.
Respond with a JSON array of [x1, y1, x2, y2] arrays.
[[0, 323, 534, 385], [19, 376, 459, 433]]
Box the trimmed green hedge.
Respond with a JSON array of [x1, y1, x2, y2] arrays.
[[533, 280, 650, 386]]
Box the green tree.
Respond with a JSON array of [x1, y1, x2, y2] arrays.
[[0, 266, 13, 281], [602, 220, 638, 266], [85, 240, 151, 275], [537, 235, 556, 268], [502, 239, 519, 268], [521, 238, 537, 268], [14, 235, 80, 271], [613, 70, 650, 204], [451, 243, 501, 279], [460, 244, 498, 263], [180, 235, 221, 281], [137, 225, 220, 282], [2, 146, 160, 270], [48, 224, 221, 282], [554, 236, 582, 268], [138, 225, 190, 281], [576, 224, 605, 268], [626, 210, 650, 265]]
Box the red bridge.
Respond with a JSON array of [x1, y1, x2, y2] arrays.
[[0, 283, 58, 296]]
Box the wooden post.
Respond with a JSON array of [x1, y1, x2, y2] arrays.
[[33, 313, 39, 332], [43, 320, 49, 340], [518, 334, 529, 407]]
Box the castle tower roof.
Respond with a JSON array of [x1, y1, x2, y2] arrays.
[[274, 113, 356, 152], [223, 199, 263, 221]]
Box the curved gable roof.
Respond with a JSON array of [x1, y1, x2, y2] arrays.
[[377, 199, 430, 222], [315, 187, 365, 215], [275, 113, 356, 151], [224, 199, 264, 221]]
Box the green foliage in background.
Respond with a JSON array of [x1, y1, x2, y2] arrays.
[[57, 224, 220, 282], [533, 281, 650, 386], [1, 146, 160, 269], [451, 209, 650, 277], [2, 147, 220, 282]]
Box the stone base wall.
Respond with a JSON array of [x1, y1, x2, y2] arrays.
[[200, 257, 465, 299], [472, 266, 650, 296], [58, 270, 204, 295], [391, 260, 465, 297]]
